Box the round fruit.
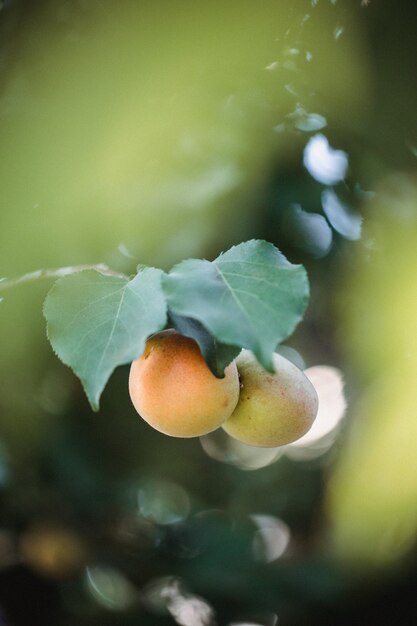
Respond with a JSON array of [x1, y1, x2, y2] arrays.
[[222, 349, 318, 447], [129, 329, 240, 437]]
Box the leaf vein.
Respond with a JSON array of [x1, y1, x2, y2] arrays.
[[96, 288, 127, 371]]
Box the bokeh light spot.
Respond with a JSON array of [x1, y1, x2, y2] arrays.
[[143, 577, 215, 626], [286, 365, 347, 460], [251, 514, 291, 562], [137, 479, 191, 525], [303, 134, 348, 185], [200, 429, 282, 471], [85, 565, 137, 611]]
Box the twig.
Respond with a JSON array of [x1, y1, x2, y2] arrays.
[[0, 264, 128, 293]]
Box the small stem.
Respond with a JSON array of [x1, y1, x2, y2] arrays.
[[0, 264, 128, 293]]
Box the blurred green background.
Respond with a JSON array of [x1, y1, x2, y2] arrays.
[[1, 1, 417, 624]]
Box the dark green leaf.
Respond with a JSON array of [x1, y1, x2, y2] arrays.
[[44, 268, 167, 410], [168, 311, 241, 377], [163, 240, 309, 371]]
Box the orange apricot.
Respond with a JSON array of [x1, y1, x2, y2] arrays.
[[129, 329, 240, 437]]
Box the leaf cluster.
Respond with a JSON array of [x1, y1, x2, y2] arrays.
[[43, 240, 309, 410]]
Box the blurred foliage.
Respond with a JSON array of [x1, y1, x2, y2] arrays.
[[1, 0, 417, 625], [328, 175, 417, 567], [0, 0, 369, 448]]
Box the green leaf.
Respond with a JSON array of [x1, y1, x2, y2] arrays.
[[163, 240, 309, 372], [44, 268, 167, 410], [168, 311, 241, 377]]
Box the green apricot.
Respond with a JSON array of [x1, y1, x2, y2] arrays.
[[222, 349, 319, 447]]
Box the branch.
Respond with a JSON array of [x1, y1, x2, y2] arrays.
[[0, 264, 128, 294]]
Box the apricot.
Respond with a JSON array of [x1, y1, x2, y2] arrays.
[[129, 329, 240, 437], [222, 350, 318, 447]]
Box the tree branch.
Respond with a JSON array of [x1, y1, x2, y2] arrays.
[[0, 264, 128, 294]]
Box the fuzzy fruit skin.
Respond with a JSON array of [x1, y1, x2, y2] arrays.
[[222, 350, 318, 447], [129, 329, 240, 438]]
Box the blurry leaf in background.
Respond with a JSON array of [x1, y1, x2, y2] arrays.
[[303, 134, 349, 186], [287, 104, 327, 133], [321, 189, 363, 241], [0, 0, 369, 274], [280, 205, 333, 258], [338, 173, 417, 380], [328, 173, 417, 568]]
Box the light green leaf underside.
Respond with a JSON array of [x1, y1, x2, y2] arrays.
[[163, 240, 309, 371], [44, 268, 167, 410]]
